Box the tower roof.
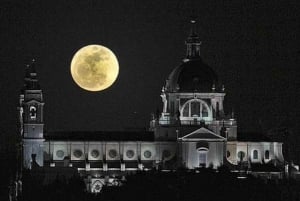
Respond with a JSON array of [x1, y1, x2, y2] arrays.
[[22, 59, 41, 91]]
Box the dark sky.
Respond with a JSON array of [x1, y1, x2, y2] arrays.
[[0, 0, 299, 137]]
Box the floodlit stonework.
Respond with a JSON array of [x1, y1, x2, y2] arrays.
[[18, 21, 286, 192]]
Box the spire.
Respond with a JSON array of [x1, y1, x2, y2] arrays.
[[185, 19, 201, 60], [189, 19, 197, 37], [23, 59, 40, 90], [28, 59, 37, 78]]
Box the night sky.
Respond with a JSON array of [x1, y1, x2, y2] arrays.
[[0, 1, 299, 139]]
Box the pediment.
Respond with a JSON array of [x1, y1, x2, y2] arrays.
[[179, 127, 226, 141]]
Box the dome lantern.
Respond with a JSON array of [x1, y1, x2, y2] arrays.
[[165, 21, 218, 93], [185, 20, 202, 61]]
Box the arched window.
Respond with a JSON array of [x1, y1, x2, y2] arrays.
[[265, 150, 270, 160], [29, 106, 37, 120], [253, 150, 258, 160], [180, 99, 211, 120], [237, 151, 245, 162]]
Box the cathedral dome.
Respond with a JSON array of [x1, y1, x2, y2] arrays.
[[167, 58, 218, 92], [165, 20, 218, 92]]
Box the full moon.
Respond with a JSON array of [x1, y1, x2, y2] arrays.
[[70, 44, 119, 91]]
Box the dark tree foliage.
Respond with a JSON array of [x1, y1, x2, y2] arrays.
[[19, 167, 300, 201], [19, 170, 87, 201]]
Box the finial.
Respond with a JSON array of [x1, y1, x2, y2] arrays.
[[212, 84, 216, 92], [189, 19, 197, 36], [230, 110, 235, 120], [222, 84, 225, 92]]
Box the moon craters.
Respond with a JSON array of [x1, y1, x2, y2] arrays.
[[70, 44, 119, 91]]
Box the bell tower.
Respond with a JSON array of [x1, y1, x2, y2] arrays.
[[19, 60, 45, 169]]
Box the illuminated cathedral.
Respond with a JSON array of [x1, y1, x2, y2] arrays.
[[18, 21, 285, 193]]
